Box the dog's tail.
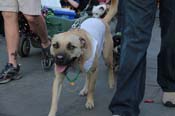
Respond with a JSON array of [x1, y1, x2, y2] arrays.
[[103, 0, 118, 23]]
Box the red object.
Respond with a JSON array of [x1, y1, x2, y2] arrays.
[[144, 99, 154, 103], [98, 0, 109, 3]]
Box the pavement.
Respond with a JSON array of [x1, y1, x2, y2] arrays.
[[0, 17, 175, 116]]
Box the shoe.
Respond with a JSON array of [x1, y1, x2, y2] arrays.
[[0, 63, 22, 84], [162, 92, 175, 107], [113, 115, 120, 116], [41, 45, 53, 71]]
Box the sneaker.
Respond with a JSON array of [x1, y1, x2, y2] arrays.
[[0, 63, 22, 84], [41, 45, 53, 70], [162, 92, 175, 107]]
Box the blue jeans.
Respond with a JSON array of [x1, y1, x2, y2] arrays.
[[115, 0, 125, 33], [109, 0, 175, 115]]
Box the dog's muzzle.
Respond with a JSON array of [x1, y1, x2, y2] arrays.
[[54, 54, 66, 66], [53, 53, 77, 73], [54, 53, 76, 65]]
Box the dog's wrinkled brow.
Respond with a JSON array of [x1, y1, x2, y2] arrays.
[[67, 42, 76, 50]]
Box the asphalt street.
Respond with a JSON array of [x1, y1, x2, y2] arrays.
[[0, 18, 175, 116]]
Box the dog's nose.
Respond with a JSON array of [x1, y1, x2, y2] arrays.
[[57, 55, 63, 59], [55, 53, 67, 63], [56, 55, 64, 61]]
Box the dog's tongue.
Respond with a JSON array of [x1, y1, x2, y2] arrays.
[[56, 65, 67, 73]]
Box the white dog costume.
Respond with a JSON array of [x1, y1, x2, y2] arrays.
[[80, 18, 106, 71]]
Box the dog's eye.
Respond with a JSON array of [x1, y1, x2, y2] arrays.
[[67, 43, 76, 50], [52, 42, 59, 49]]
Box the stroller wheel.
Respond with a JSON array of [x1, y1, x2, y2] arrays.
[[18, 33, 31, 57]]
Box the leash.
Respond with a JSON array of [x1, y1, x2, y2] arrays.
[[71, 0, 92, 29], [71, 12, 88, 29], [82, 0, 92, 12]]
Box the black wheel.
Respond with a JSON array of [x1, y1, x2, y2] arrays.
[[18, 33, 31, 57]]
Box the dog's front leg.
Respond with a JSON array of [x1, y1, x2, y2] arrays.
[[48, 73, 64, 116], [85, 55, 98, 110], [85, 67, 98, 109]]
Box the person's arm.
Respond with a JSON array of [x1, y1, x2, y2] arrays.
[[105, 0, 110, 3], [67, 0, 79, 8]]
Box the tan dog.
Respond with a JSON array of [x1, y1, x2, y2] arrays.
[[48, 0, 118, 116]]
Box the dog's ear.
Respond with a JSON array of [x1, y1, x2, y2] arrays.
[[78, 36, 92, 68], [79, 37, 87, 49]]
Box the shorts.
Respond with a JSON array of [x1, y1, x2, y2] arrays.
[[0, 0, 41, 15]]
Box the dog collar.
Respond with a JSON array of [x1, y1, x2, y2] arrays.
[[65, 68, 81, 86]]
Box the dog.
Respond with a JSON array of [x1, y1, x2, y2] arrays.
[[48, 0, 118, 116]]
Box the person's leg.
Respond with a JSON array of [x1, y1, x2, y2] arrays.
[[109, 0, 157, 115], [2, 12, 19, 66], [115, 0, 124, 33], [157, 0, 175, 106], [18, 0, 53, 70], [24, 15, 50, 48], [0, 0, 19, 66], [18, 0, 50, 48], [0, 0, 22, 84]]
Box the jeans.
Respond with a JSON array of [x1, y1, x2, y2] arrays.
[[109, 0, 175, 115], [115, 0, 124, 33]]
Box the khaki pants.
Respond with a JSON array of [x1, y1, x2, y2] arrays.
[[0, 0, 41, 15]]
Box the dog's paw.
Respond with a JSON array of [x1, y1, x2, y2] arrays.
[[79, 88, 88, 96], [85, 100, 94, 110], [109, 81, 115, 89], [109, 78, 115, 89], [48, 113, 55, 116]]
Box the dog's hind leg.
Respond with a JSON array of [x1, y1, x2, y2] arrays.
[[107, 52, 115, 89], [85, 54, 98, 110], [106, 50, 115, 89], [103, 24, 115, 89], [48, 73, 65, 116]]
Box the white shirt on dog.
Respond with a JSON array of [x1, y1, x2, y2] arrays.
[[80, 18, 106, 72]]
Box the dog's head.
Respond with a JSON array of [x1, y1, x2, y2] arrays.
[[50, 32, 88, 73], [92, 4, 107, 18]]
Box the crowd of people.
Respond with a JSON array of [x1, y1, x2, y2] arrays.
[[0, 0, 175, 116]]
